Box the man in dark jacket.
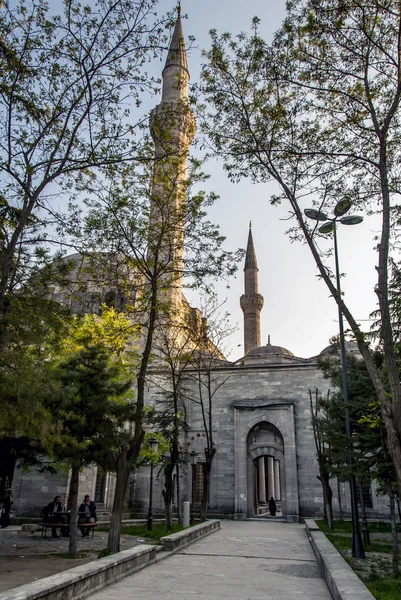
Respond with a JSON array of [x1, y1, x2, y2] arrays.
[[78, 495, 97, 537], [42, 496, 68, 538]]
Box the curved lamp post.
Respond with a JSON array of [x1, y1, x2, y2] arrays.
[[304, 198, 365, 559], [147, 437, 159, 531]]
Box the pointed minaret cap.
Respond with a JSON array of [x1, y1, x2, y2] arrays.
[[244, 222, 258, 270], [163, 7, 189, 77]]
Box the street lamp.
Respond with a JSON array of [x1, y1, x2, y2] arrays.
[[189, 449, 197, 524], [305, 198, 365, 559], [147, 437, 159, 531]]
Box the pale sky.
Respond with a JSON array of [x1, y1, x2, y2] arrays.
[[156, 0, 380, 361]]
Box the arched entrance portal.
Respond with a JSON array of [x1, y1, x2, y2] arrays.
[[247, 422, 284, 517]]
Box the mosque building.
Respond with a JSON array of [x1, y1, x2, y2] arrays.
[[8, 10, 389, 521]]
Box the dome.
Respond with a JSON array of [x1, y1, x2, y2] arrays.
[[241, 337, 297, 366], [319, 341, 361, 357], [248, 342, 294, 358]]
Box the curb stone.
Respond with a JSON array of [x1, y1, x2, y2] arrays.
[[305, 519, 375, 600]]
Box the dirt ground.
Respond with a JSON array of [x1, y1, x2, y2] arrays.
[[0, 529, 142, 592]]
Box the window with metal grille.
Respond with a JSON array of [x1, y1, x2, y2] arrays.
[[194, 462, 204, 504], [356, 483, 373, 509]]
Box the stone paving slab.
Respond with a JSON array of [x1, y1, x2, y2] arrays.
[[87, 521, 332, 600]]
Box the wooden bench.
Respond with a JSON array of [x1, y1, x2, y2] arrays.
[[39, 521, 98, 539], [38, 522, 70, 539], [78, 522, 98, 538]]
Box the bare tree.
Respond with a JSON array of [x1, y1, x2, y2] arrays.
[[183, 297, 236, 521], [309, 388, 334, 530]]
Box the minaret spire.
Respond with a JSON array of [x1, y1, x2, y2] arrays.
[[240, 225, 264, 354], [162, 8, 189, 102], [149, 10, 196, 314]]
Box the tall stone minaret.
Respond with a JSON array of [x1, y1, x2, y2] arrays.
[[149, 7, 196, 311], [240, 223, 264, 355]]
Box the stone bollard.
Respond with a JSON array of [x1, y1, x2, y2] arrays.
[[183, 501, 190, 528]]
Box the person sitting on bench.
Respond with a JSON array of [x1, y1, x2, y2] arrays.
[[42, 496, 68, 538], [78, 495, 97, 537]]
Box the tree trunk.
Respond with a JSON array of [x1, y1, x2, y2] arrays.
[[107, 448, 130, 554], [200, 461, 212, 522], [318, 460, 333, 530], [162, 459, 175, 532], [337, 477, 343, 517], [357, 481, 370, 547], [200, 448, 216, 523], [176, 461, 182, 525], [68, 465, 80, 557], [326, 479, 333, 530], [387, 481, 399, 578]]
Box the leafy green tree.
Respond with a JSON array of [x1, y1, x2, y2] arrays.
[[0, 306, 136, 556], [200, 0, 401, 496], [0, 0, 170, 353], [319, 351, 386, 482], [45, 309, 135, 557], [319, 349, 399, 575], [0, 294, 71, 475]]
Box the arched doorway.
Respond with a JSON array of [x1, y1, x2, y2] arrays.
[[247, 422, 284, 517]]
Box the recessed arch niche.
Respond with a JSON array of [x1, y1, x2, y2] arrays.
[[234, 403, 300, 522], [247, 422, 284, 516]]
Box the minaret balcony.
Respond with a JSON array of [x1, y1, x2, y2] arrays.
[[240, 293, 264, 312], [150, 101, 196, 147]]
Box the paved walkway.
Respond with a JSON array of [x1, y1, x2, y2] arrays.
[[88, 521, 332, 600]]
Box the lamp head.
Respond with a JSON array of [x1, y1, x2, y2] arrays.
[[189, 449, 197, 465], [149, 437, 159, 453], [334, 197, 352, 217], [319, 221, 336, 234], [304, 208, 329, 222], [340, 215, 363, 226]]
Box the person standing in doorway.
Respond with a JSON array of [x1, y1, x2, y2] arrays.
[[268, 496, 277, 517]]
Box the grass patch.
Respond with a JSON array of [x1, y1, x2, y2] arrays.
[[317, 520, 399, 534], [366, 579, 401, 600], [326, 533, 352, 551], [364, 543, 395, 555], [318, 520, 401, 599], [120, 523, 185, 543], [326, 534, 395, 555]]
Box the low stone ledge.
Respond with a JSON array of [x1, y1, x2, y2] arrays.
[[0, 544, 157, 600], [305, 520, 375, 600], [304, 518, 320, 532], [160, 520, 220, 551]]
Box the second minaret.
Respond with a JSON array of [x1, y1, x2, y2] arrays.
[[240, 224, 264, 355]]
